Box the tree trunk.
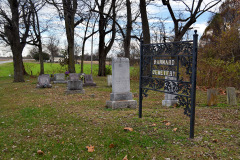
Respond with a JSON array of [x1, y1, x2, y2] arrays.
[[97, 0, 116, 76], [63, 1, 76, 73], [81, 39, 86, 73], [98, 1, 106, 76], [12, 47, 25, 82], [68, 38, 75, 73], [98, 53, 106, 76], [39, 44, 44, 75], [124, 0, 132, 59], [140, 0, 150, 44]]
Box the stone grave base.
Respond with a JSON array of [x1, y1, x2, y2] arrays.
[[110, 92, 133, 101], [83, 83, 96, 87], [162, 100, 178, 107], [106, 100, 137, 109], [36, 84, 52, 88], [53, 81, 67, 84], [65, 89, 85, 95]]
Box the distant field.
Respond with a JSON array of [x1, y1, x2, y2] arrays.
[[0, 61, 139, 79], [0, 62, 100, 77]]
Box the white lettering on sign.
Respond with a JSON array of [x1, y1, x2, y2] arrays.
[[152, 70, 176, 76], [154, 59, 175, 65]]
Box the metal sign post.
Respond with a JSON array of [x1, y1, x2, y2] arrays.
[[139, 30, 198, 139]]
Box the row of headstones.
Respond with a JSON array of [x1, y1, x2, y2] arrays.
[[207, 87, 238, 106], [36, 73, 96, 94], [36, 57, 137, 109]]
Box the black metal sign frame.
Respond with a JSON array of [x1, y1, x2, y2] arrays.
[[139, 31, 198, 138]]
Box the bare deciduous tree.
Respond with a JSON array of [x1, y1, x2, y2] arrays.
[[139, 0, 150, 44], [46, 0, 85, 73], [28, 0, 46, 75], [93, 0, 117, 76], [162, 0, 222, 41], [0, 0, 32, 82], [47, 35, 60, 62]]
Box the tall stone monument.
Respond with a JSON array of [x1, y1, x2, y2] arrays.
[[106, 57, 137, 109]]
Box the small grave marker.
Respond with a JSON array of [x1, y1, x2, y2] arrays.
[[53, 73, 67, 84], [226, 87, 237, 105], [36, 74, 52, 88], [207, 89, 218, 106], [65, 80, 85, 94], [83, 74, 96, 87], [107, 75, 112, 86], [69, 73, 79, 81]]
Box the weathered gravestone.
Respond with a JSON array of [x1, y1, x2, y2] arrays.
[[65, 73, 85, 94], [226, 87, 237, 105], [207, 89, 218, 106], [162, 76, 178, 107], [69, 73, 79, 81], [107, 75, 112, 86], [53, 73, 67, 84], [83, 74, 96, 87], [36, 74, 52, 88], [106, 57, 137, 109]]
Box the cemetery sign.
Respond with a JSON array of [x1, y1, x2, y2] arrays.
[[139, 31, 198, 138]]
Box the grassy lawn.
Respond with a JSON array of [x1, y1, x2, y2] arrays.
[[0, 62, 239, 159]]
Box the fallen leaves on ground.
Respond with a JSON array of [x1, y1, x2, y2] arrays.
[[151, 123, 157, 127], [213, 139, 218, 143], [123, 155, 128, 160], [219, 88, 226, 95], [173, 103, 179, 108], [173, 128, 178, 132], [37, 150, 44, 155], [109, 143, 115, 149], [86, 145, 95, 152], [165, 122, 171, 126], [124, 127, 133, 132]]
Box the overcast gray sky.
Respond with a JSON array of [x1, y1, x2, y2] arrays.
[[0, 0, 222, 57]]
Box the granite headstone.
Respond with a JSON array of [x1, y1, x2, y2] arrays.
[[226, 87, 237, 105], [53, 73, 67, 84], [69, 73, 79, 81], [106, 57, 137, 109], [65, 79, 85, 94], [36, 74, 52, 88], [107, 75, 112, 86], [207, 88, 218, 106], [83, 74, 96, 86]]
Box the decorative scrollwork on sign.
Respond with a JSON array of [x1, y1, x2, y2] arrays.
[[176, 96, 191, 117], [164, 80, 178, 94], [140, 32, 198, 138], [141, 40, 194, 116], [142, 88, 149, 97], [155, 78, 165, 90], [143, 41, 193, 56]]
